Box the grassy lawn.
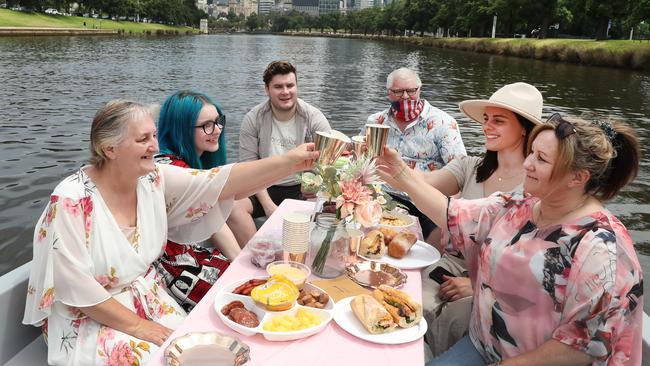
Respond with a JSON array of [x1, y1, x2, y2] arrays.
[[440, 37, 650, 53], [0, 9, 197, 34]]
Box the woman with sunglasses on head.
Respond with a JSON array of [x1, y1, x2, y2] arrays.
[[379, 114, 642, 365], [154, 90, 258, 311], [418, 83, 541, 358], [22, 100, 318, 366]]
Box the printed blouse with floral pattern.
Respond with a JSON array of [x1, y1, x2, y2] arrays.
[[447, 192, 643, 365], [22, 163, 234, 366]]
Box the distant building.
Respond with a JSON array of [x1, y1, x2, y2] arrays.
[[258, 0, 274, 14], [275, 0, 292, 12], [241, 0, 258, 16], [319, 0, 340, 14], [196, 0, 209, 12], [293, 0, 319, 16]]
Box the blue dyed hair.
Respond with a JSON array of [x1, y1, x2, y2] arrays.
[[157, 91, 227, 169]]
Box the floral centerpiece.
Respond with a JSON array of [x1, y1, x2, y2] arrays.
[[298, 155, 396, 275]]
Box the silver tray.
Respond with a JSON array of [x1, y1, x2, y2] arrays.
[[345, 261, 407, 289], [165, 331, 250, 366]]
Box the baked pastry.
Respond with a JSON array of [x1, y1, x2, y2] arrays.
[[350, 294, 396, 334], [387, 232, 418, 259], [358, 230, 385, 259], [373, 285, 422, 328]]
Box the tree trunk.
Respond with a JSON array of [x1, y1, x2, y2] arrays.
[[539, 17, 549, 39], [595, 17, 609, 40]]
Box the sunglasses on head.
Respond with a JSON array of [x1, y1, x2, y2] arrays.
[[546, 113, 576, 140]]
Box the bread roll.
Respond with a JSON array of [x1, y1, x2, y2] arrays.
[[387, 232, 418, 259], [373, 285, 422, 328], [350, 294, 396, 334], [358, 230, 385, 259]]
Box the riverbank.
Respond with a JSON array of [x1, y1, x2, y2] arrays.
[[283, 32, 650, 70], [0, 9, 196, 35]]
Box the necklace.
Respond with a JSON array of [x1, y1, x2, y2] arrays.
[[495, 170, 521, 182], [535, 197, 589, 228]]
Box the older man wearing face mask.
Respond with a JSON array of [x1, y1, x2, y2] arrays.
[[366, 68, 466, 242]]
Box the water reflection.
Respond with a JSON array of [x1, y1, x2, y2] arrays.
[[1, 34, 648, 308]]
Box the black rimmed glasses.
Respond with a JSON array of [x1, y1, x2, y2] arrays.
[[195, 114, 226, 135], [388, 87, 420, 97], [547, 113, 576, 140]]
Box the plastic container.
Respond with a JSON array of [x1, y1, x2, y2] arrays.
[[266, 261, 311, 288], [249, 237, 282, 268], [250, 275, 300, 311]]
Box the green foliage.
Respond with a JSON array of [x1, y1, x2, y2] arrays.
[[236, 0, 648, 40]]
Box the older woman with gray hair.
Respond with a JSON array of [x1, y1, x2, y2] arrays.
[[22, 100, 318, 365]]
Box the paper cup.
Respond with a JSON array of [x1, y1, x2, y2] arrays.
[[365, 124, 390, 157]]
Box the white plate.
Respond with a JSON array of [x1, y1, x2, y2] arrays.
[[214, 278, 335, 342], [359, 240, 440, 269], [333, 296, 427, 344]]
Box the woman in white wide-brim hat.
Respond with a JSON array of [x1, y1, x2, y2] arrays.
[[379, 95, 642, 363], [418, 82, 543, 358]]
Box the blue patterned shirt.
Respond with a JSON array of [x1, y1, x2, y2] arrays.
[[365, 100, 467, 199]]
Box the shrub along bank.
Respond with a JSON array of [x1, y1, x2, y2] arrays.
[[286, 32, 650, 70]]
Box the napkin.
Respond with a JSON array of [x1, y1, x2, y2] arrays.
[[311, 275, 370, 302]]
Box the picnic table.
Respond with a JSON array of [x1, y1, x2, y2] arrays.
[[149, 199, 425, 366]]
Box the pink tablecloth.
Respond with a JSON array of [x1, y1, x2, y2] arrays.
[[149, 199, 424, 366]]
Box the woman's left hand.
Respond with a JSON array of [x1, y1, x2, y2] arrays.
[[286, 143, 319, 172], [439, 275, 473, 302]]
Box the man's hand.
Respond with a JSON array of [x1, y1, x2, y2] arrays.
[[439, 276, 473, 302], [131, 318, 174, 346]]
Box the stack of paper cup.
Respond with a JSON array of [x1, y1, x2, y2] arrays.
[[282, 212, 311, 264]]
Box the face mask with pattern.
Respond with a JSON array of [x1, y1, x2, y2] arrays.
[[390, 99, 424, 122]]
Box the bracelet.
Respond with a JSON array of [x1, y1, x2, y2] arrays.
[[391, 164, 408, 179]]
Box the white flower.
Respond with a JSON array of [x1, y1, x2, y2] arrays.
[[377, 195, 387, 205], [302, 173, 323, 186]]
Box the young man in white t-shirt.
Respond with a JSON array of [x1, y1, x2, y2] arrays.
[[238, 61, 331, 220]]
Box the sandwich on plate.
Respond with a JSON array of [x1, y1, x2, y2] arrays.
[[350, 294, 396, 334], [373, 285, 422, 328]]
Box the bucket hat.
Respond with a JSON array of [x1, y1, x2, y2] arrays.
[[458, 82, 543, 125]]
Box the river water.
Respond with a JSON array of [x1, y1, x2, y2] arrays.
[[1, 34, 649, 309]]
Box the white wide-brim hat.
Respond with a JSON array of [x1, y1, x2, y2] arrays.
[[459, 82, 543, 125]]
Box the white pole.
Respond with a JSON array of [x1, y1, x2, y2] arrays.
[[630, 28, 634, 40], [491, 14, 497, 38]]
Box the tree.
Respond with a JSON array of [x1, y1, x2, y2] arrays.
[[326, 12, 342, 33], [577, 0, 634, 40], [246, 12, 260, 31]]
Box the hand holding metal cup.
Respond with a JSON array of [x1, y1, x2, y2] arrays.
[[313, 130, 351, 165], [365, 123, 390, 157]]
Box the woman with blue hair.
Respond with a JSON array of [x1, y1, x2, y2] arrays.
[[155, 90, 256, 311]]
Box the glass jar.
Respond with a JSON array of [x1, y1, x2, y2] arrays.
[[309, 213, 349, 278]]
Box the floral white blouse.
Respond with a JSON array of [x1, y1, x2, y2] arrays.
[[22, 163, 234, 365]]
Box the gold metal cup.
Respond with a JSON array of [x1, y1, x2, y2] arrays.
[[365, 124, 390, 157], [351, 135, 367, 159], [314, 130, 351, 165]]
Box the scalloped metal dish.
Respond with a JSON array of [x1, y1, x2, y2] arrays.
[[164, 331, 250, 366], [345, 261, 407, 289]]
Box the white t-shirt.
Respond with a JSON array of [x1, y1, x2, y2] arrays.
[[270, 115, 298, 185]]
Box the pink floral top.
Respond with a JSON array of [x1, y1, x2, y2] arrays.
[[447, 192, 642, 365], [22, 163, 234, 366]]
